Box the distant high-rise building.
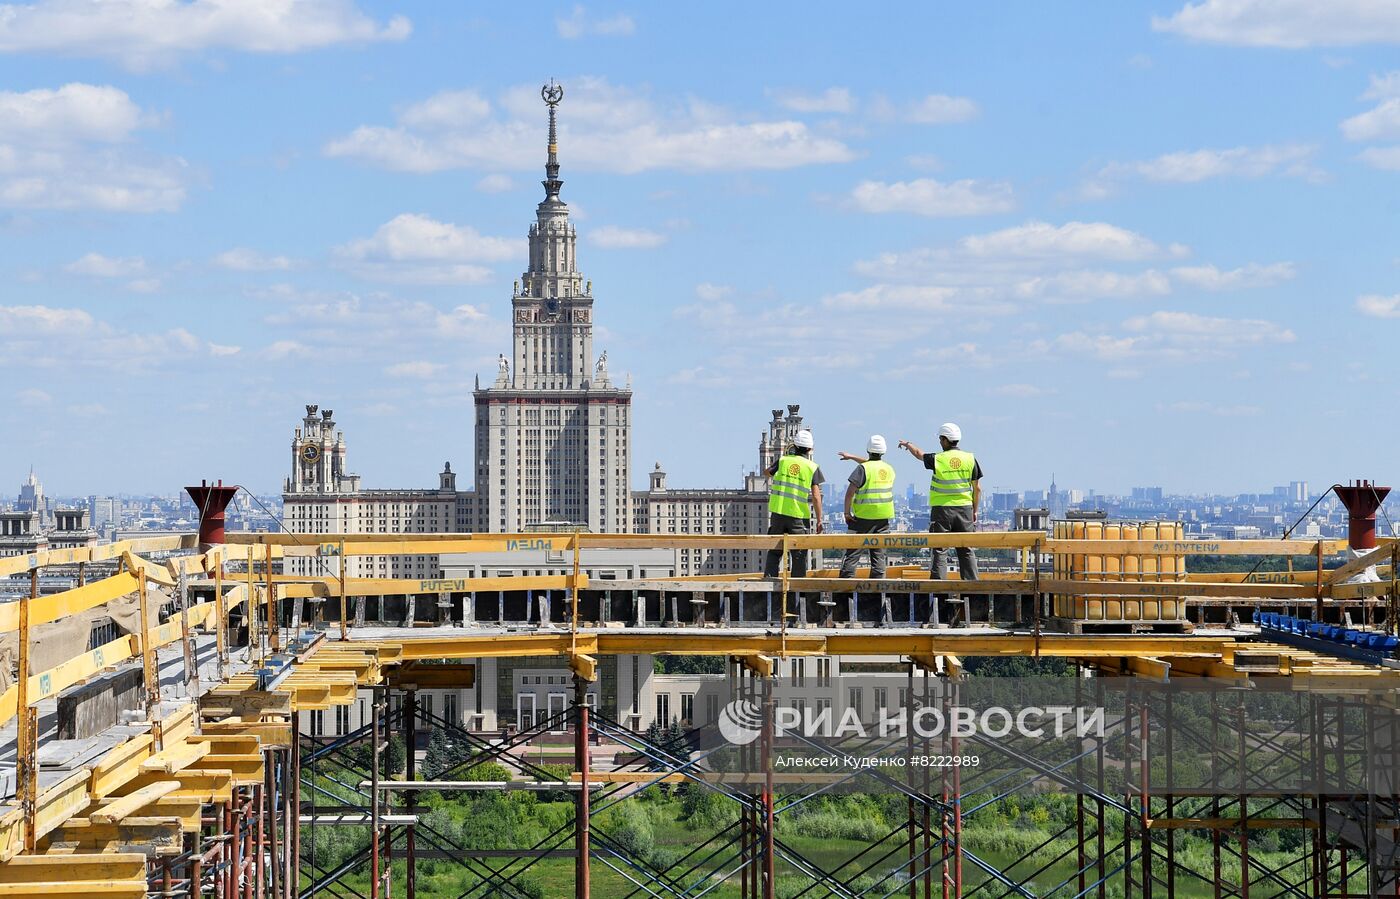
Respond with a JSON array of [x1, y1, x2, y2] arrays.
[[1048, 474, 1067, 518], [89, 495, 117, 530], [17, 467, 45, 523], [1131, 486, 1164, 504], [1290, 481, 1308, 503], [471, 85, 632, 534], [991, 491, 1020, 513]]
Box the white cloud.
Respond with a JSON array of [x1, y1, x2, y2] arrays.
[[989, 383, 1052, 398], [1357, 293, 1400, 317], [0, 82, 146, 140], [262, 289, 495, 347], [326, 77, 856, 174], [1013, 269, 1172, 301], [1170, 262, 1296, 290], [1153, 0, 1400, 48], [17, 387, 49, 405], [214, 248, 293, 271], [65, 252, 146, 278], [850, 221, 1183, 320], [589, 225, 667, 249], [399, 89, 492, 129], [821, 284, 964, 312], [555, 5, 635, 39], [1124, 310, 1296, 344], [906, 93, 979, 124], [0, 82, 186, 212], [1161, 401, 1263, 416], [771, 87, 854, 114], [334, 213, 518, 284], [0, 303, 236, 370], [125, 277, 162, 293], [1342, 100, 1400, 141], [958, 220, 1169, 261], [849, 177, 1014, 216], [1357, 145, 1400, 169], [1089, 144, 1321, 192], [263, 339, 307, 360], [694, 282, 732, 301], [475, 173, 514, 193], [0, 0, 410, 69], [384, 361, 442, 378]]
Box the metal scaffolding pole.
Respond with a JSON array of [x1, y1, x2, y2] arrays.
[[575, 674, 591, 899]]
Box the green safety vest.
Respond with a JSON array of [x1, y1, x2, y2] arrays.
[[852, 460, 896, 520], [929, 450, 976, 508], [769, 454, 817, 518]]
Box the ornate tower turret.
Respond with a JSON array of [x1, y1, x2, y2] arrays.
[[511, 80, 593, 390]]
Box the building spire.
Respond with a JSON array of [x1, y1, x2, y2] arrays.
[[541, 80, 564, 200]]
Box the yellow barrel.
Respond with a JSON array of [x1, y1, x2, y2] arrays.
[[1104, 524, 1121, 577], [1053, 517, 1188, 623]]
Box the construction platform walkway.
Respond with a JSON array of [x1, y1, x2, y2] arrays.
[[0, 529, 1397, 897]]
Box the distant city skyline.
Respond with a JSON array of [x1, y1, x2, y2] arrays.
[[3, 4, 1399, 493]]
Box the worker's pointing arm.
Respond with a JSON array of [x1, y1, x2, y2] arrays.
[[897, 440, 923, 460]]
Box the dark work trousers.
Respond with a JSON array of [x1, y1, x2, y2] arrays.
[[929, 505, 979, 580], [839, 517, 891, 578], [763, 512, 811, 577]]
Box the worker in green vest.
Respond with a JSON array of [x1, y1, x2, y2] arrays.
[[763, 429, 824, 578], [835, 435, 895, 579], [898, 422, 982, 581]]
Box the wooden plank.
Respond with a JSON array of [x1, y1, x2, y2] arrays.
[[139, 740, 209, 775], [0, 573, 140, 633], [0, 853, 146, 883], [1326, 543, 1394, 585], [273, 574, 584, 595], [88, 736, 155, 800], [31, 771, 92, 848], [199, 754, 266, 783], [0, 633, 137, 726], [1331, 580, 1393, 599], [0, 884, 147, 897], [115, 770, 232, 804], [199, 721, 291, 747], [199, 690, 292, 718], [89, 782, 181, 825]]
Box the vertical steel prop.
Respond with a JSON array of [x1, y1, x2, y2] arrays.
[[18, 567, 36, 851], [405, 690, 417, 899], [575, 674, 591, 899]]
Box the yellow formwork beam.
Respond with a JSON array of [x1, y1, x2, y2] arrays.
[[88, 782, 182, 825], [0, 852, 147, 883], [139, 740, 209, 775], [115, 770, 232, 805], [0, 573, 140, 634], [273, 573, 585, 596]]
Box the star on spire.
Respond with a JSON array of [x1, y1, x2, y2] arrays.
[[541, 80, 564, 200]]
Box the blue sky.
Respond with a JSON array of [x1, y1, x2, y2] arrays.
[[2, 0, 1398, 499]]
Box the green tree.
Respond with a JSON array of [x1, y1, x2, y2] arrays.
[[423, 727, 475, 778]]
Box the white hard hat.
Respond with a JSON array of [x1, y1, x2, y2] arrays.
[[793, 429, 814, 449], [866, 434, 887, 454], [938, 422, 962, 442]]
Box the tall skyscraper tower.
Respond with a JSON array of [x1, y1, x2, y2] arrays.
[[472, 83, 633, 533]]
